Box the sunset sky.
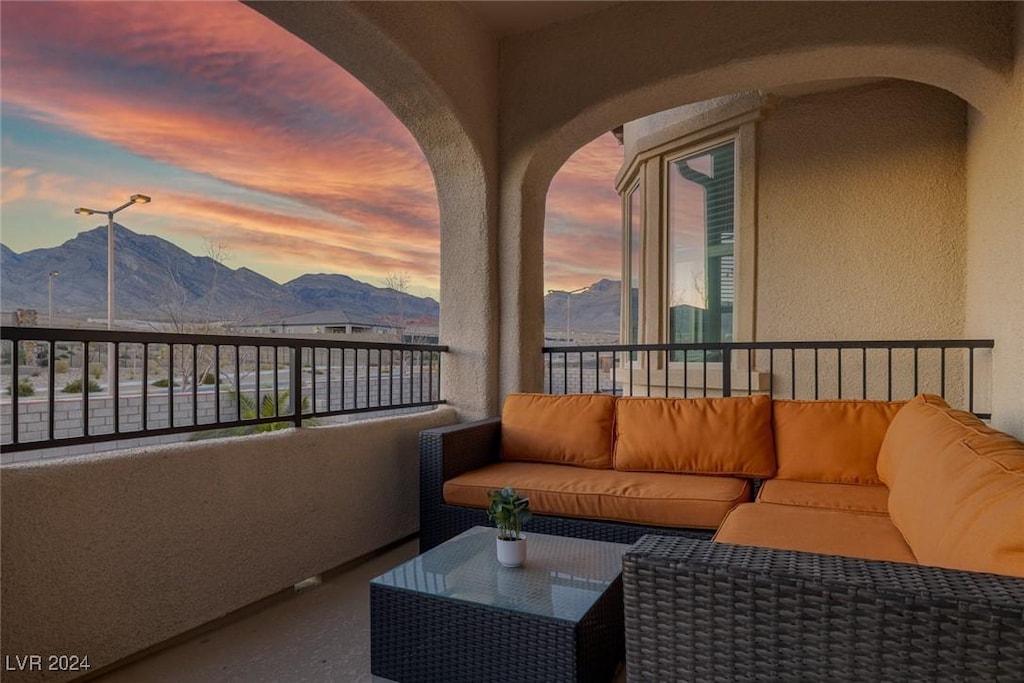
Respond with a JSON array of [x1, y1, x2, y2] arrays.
[[0, 1, 622, 300]]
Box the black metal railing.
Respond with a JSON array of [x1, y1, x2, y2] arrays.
[[543, 339, 994, 418], [1, 327, 447, 453]]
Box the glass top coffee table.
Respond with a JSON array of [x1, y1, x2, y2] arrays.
[[370, 526, 629, 682]]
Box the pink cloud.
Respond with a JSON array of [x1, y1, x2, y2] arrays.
[[2, 2, 625, 298], [545, 134, 624, 290], [2, 2, 439, 285]]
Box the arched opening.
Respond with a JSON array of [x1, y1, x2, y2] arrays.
[[255, 1, 502, 418], [531, 75, 982, 401], [1, 1, 468, 453], [512, 20, 1007, 395], [543, 132, 623, 346]]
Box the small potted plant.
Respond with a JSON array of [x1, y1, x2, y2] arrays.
[[487, 487, 532, 567]]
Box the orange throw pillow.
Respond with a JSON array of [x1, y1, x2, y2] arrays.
[[501, 393, 617, 469], [877, 394, 988, 485], [614, 395, 776, 478], [772, 400, 904, 485], [879, 394, 1024, 578]]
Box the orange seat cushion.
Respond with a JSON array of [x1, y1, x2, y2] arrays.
[[772, 399, 904, 485], [878, 395, 1024, 578], [500, 393, 617, 469], [614, 395, 776, 478], [713, 503, 917, 564], [443, 461, 751, 530], [756, 479, 889, 515]]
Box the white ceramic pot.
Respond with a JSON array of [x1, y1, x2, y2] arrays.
[[496, 536, 527, 567]]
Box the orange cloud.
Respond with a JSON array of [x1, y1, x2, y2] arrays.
[[545, 134, 624, 290], [2, 2, 439, 287], [2, 2, 624, 299]]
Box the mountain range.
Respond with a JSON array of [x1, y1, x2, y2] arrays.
[[1, 225, 622, 333], [1, 225, 439, 325]]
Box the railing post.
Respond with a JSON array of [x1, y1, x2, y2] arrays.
[[722, 348, 732, 398], [292, 344, 302, 429], [10, 339, 18, 444]]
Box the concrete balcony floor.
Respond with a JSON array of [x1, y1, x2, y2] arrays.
[[92, 536, 630, 683], [95, 540, 419, 683], [93, 536, 629, 683]]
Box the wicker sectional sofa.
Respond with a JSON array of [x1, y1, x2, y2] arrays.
[[419, 392, 1024, 679]]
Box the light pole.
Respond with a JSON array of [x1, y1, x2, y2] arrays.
[[48, 271, 60, 327], [74, 194, 151, 331], [548, 286, 588, 343]]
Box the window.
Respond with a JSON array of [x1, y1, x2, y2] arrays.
[[624, 183, 643, 346], [616, 96, 759, 371], [614, 98, 762, 395], [666, 141, 735, 357]]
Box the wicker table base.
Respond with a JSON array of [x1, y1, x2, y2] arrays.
[[370, 527, 629, 682]]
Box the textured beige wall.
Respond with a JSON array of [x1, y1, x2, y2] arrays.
[[0, 408, 457, 683], [965, 4, 1024, 438], [757, 82, 967, 341], [622, 93, 754, 161]]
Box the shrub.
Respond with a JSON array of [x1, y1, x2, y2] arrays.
[[7, 379, 35, 397], [89, 363, 104, 380], [200, 371, 217, 385], [62, 378, 102, 393], [54, 360, 70, 374], [152, 378, 179, 388], [189, 391, 318, 441]]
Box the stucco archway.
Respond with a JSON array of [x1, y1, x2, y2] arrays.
[[497, 1, 1014, 396], [253, 1, 502, 418]]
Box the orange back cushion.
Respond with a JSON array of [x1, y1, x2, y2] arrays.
[[614, 395, 776, 478], [877, 394, 986, 485], [501, 393, 617, 469], [879, 394, 1024, 578], [772, 400, 904, 485]]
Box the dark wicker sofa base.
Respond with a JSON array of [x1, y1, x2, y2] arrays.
[[624, 535, 1024, 682], [419, 419, 714, 551]]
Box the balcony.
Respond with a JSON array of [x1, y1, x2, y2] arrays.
[[2, 2, 1023, 682], [0, 328, 999, 682]]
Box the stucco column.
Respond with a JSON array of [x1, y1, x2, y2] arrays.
[[498, 174, 548, 398], [437, 169, 501, 420]]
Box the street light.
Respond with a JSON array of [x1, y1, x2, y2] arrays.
[[75, 194, 151, 330], [547, 286, 588, 343], [48, 271, 60, 327]]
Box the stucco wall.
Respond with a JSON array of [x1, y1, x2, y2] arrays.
[[622, 92, 753, 161], [0, 407, 458, 683], [757, 82, 967, 342], [965, 4, 1024, 438]]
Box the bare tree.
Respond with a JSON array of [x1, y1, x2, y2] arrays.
[[382, 272, 411, 342], [145, 238, 257, 393]]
